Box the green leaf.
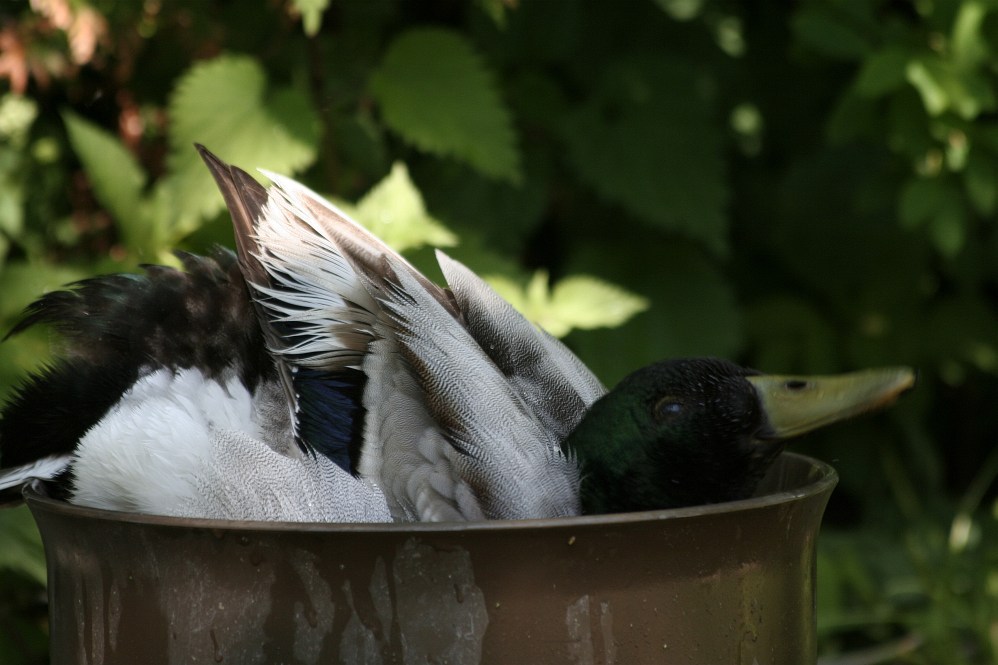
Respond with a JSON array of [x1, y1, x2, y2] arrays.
[[0, 507, 45, 585], [166, 54, 320, 233], [337, 162, 457, 253], [906, 59, 949, 117], [292, 0, 329, 36], [854, 47, 910, 98], [745, 297, 837, 374], [0, 94, 37, 148], [951, 1, 989, 70], [898, 176, 959, 229], [486, 271, 648, 338], [906, 56, 996, 120], [653, 0, 705, 21], [930, 202, 966, 257], [62, 110, 146, 234], [548, 275, 649, 335], [964, 149, 997, 215], [898, 176, 966, 255], [413, 154, 548, 255], [563, 57, 728, 253], [369, 28, 521, 182], [565, 242, 742, 385], [792, 4, 874, 61], [0, 260, 86, 401]]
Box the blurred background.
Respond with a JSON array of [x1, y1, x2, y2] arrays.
[[0, 0, 996, 662]]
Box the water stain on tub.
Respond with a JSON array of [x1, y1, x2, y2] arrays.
[[391, 537, 488, 665], [290, 549, 335, 663]]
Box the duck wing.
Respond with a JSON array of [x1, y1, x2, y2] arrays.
[[199, 148, 603, 520], [0, 247, 392, 521]]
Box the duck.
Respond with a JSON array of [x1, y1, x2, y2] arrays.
[[0, 146, 916, 522]]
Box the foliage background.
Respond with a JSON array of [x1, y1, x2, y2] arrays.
[[0, 0, 997, 662]]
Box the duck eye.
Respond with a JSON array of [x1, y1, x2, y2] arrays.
[[653, 397, 684, 421]]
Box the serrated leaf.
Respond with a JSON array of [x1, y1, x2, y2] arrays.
[[485, 271, 647, 338], [564, 57, 728, 254], [549, 275, 649, 334], [166, 55, 320, 234], [369, 28, 521, 182], [337, 162, 456, 253], [62, 110, 145, 234], [413, 155, 548, 256], [292, 0, 329, 36]]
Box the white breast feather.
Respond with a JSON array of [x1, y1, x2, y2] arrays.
[[70, 367, 391, 522]]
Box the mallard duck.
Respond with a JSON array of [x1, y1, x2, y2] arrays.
[[0, 147, 915, 521]]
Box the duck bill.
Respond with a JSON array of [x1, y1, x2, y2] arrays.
[[746, 367, 916, 441]]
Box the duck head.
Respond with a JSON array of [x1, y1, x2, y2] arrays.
[[564, 358, 915, 513]]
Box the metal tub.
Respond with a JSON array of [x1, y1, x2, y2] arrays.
[[25, 452, 836, 664]]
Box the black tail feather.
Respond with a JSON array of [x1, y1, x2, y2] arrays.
[[0, 249, 274, 476]]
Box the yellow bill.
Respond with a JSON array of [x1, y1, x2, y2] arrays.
[[747, 367, 916, 440]]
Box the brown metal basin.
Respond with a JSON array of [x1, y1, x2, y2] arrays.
[[24, 451, 836, 665]]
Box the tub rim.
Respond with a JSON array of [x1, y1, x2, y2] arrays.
[[23, 451, 837, 534]]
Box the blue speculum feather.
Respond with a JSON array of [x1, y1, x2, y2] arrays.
[[294, 367, 367, 475]]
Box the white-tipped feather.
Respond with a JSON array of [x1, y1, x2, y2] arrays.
[[0, 454, 72, 492], [4, 151, 605, 523], [246, 173, 593, 520]]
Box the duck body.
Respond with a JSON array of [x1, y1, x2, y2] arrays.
[[0, 148, 602, 521], [0, 148, 915, 521]]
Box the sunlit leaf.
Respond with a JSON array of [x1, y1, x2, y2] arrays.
[[0, 260, 86, 401], [167, 54, 320, 233], [62, 110, 146, 245], [951, 1, 989, 70], [292, 0, 329, 36], [653, 0, 705, 21], [337, 162, 456, 253], [548, 275, 649, 334], [906, 56, 996, 120], [369, 28, 521, 182], [486, 271, 647, 338], [0, 94, 37, 147], [906, 59, 949, 116]]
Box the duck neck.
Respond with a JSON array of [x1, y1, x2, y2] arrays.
[[562, 398, 658, 515]]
